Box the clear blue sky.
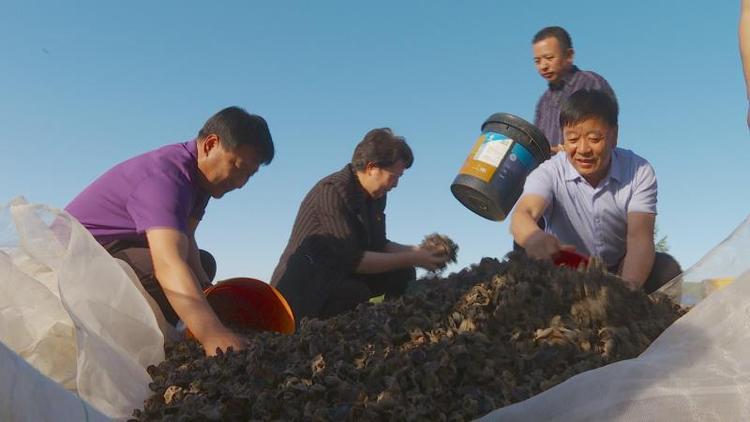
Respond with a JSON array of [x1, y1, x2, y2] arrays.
[[1, 1, 747, 282]]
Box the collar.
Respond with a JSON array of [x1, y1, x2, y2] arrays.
[[338, 164, 369, 213], [349, 163, 368, 198], [188, 139, 208, 193], [608, 149, 624, 183], [188, 138, 199, 160], [562, 153, 581, 182], [339, 164, 382, 244], [549, 65, 580, 90]]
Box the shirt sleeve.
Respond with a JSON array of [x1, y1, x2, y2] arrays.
[[586, 72, 617, 102], [521, 160, 556, 204], [126, 172, 193, 234], [627, 160, 658, 214]]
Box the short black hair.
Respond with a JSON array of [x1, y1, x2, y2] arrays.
[[351, 128, 414, 171], [198, 106, 274, 165], [559, 89, 619, 128], [532, 26, 573, 51]]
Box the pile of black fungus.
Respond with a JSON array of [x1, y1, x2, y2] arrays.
[[132, 253, 685, 421]]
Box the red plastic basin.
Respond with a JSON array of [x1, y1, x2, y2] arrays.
[[203, 277, 295, 335], [552, 250, 590, 269]]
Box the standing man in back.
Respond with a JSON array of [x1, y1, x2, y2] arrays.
[[533, 26, 616, 153]]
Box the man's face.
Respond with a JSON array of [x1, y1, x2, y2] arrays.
[[202, 139, 261, 199], [532, 37, 574, 84], [363, 160, 406, 199], [562, 117, 617, 186]]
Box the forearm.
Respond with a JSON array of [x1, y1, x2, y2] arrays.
[[510, 209, 543, 247], [355, 250, 416, 274], [620, 237, 655, 289], [155, 261, 224, 341], [384, 240, 417, 253], [187, 236, 211, 288]]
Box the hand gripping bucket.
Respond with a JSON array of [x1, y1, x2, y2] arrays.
[[451, 113, 550, 221]]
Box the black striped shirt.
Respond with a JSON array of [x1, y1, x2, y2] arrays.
[[270, 165, 387, 318]]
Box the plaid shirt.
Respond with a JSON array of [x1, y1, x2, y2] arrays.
[[534, 66, 616, 147]]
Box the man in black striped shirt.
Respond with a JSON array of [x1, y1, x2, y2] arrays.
[[271, 128, 449, 320]]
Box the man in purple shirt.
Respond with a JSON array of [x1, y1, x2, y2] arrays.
[[533, 26, 616, 152], [511, 90, 680, 293], [66, 106, 274, 356]]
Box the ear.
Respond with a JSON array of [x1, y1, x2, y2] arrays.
[[565, 48, 575, 66], [202, 134, 220, 154], [364, 161, 378, 174]]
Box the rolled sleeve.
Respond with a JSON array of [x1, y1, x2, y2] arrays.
[[521, 161, 556, 204], [627, 161, 657, 214]]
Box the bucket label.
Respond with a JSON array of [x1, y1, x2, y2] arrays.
[[458, 132, 514, 182], [474, 132, 512, 166]]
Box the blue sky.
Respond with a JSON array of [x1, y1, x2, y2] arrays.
[[1, 1, 747, 282]]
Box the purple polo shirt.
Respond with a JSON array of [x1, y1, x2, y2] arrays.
[[534, 66, 616, 147], [521, 148, 657, 269], [65, 140, 210, 244]]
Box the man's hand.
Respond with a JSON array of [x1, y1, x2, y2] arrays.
[[199, 327, 247, 356], [146, 228, 245, 356], [621, 277, 641, 291], [524, 230, 574, 261], [357, 246, 449, 274], [410, 247, 450, 271]]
